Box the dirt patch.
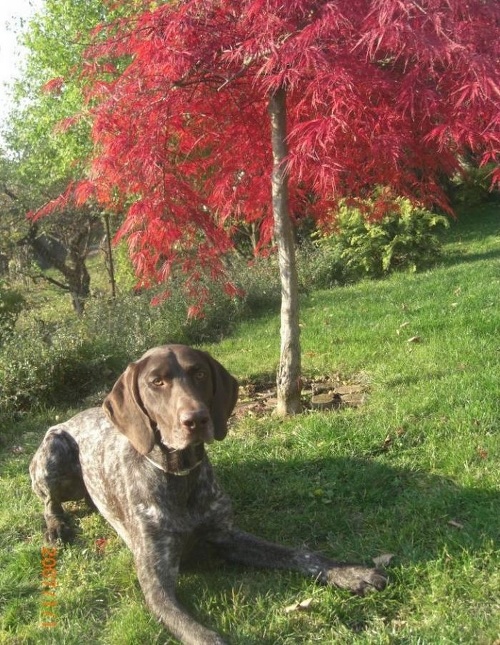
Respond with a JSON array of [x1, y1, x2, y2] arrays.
[[234, 375, 368, 418]]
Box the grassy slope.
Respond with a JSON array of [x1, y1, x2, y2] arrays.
[[0, 204, 499, 644]]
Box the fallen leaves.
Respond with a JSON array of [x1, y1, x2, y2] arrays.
[[235, 375, 368, 418], [396, 321, 422, 343], [374, 427, 406, 454], [95, 538, 109, 553], [284, 597, 313, 613], [308, 486, 335, 504]]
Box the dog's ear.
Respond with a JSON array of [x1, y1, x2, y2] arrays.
[[203, 353, 239, 440], [103, 360, 155, 455]]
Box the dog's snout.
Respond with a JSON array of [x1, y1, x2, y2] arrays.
[[179, 409, 210, 431]]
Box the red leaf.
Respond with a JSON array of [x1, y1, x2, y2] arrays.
[[42, 77, 65, 95]]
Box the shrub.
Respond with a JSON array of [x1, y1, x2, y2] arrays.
[[0, 272, 250, 415], [113, 240, 138, 293], [82, 277, 244, 359], [0, 255, 281, 416], [450, 162, 499, 207], [232, 255, 282, 314], [311, 197, 449, 285], [82, 252, 280, 358], [0, 282, 25, 344], [297, 239, 346, 289], [0, 321, 121, 414]]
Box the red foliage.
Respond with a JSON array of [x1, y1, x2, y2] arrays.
[[43, 0, 500, 292], [42, 77, 65, 95]]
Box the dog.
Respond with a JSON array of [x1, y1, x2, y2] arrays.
[[30, 344, 386, 644]]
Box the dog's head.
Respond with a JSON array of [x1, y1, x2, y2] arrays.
[[103, 345, 238, 454]]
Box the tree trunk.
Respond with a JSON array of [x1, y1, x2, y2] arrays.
[[268, 87, 302, 415], [25, 222, 91, 315], [103, 212, 117, 298]]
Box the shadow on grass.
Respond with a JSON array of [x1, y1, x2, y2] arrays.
[[215, 455, 499, 564], [449, 201, 499, 236], [441, 246, 500, 268], [20, 441, 498, 568], [176, 453, 498, 642]]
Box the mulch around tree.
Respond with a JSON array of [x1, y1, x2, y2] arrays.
[[234, 375, 367, 419]]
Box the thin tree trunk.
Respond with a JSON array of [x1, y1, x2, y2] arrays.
[[268, 87, 302, 415], [103, 212, 116, 298]]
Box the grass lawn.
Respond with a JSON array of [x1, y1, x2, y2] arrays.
[[1, 204, 499, 644]]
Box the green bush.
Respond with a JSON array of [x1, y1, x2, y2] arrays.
[[0, 282, 25, 344], [82, 278, 244, 359], [0, 264, 274, 414], [450, 162, 499, 207], [81, 256, 280, 360], [311, 197, 449, 286], [232, 255, 282, 314], [0, 322, 121, 414], [113, 240, 138, 293]]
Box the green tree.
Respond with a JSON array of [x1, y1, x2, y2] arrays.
[[2, 0, 121, 311]]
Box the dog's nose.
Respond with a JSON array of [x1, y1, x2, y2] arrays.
[[179, 409, 210, 431]]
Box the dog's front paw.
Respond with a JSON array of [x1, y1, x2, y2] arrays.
[[326, 564, 387, 595], [44, 518, 73, 544]]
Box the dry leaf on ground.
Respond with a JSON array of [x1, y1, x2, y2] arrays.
[[284, 597, 314, 613]]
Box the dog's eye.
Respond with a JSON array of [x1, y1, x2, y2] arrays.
[[193, 370, 206, 381], [151, 377, 165, 387]]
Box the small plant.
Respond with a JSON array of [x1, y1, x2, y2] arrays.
[[312, 196, 449, 285]]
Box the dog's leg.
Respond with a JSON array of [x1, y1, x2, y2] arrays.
[[208, 529, 387, 595], [133, 536, 227, 645], [29, 428, 88, 543]]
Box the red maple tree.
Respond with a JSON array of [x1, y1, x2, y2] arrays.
[[38, 0, 500, 413]]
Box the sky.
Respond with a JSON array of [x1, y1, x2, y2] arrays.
[[0, 0, 42, 128]]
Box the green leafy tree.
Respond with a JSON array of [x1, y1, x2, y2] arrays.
[[2, 0, 122, 311]]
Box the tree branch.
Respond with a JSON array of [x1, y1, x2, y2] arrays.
[[27, 271, 70, 292]]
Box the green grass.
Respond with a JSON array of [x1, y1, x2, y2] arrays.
[[1, 204, 499, 644]]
